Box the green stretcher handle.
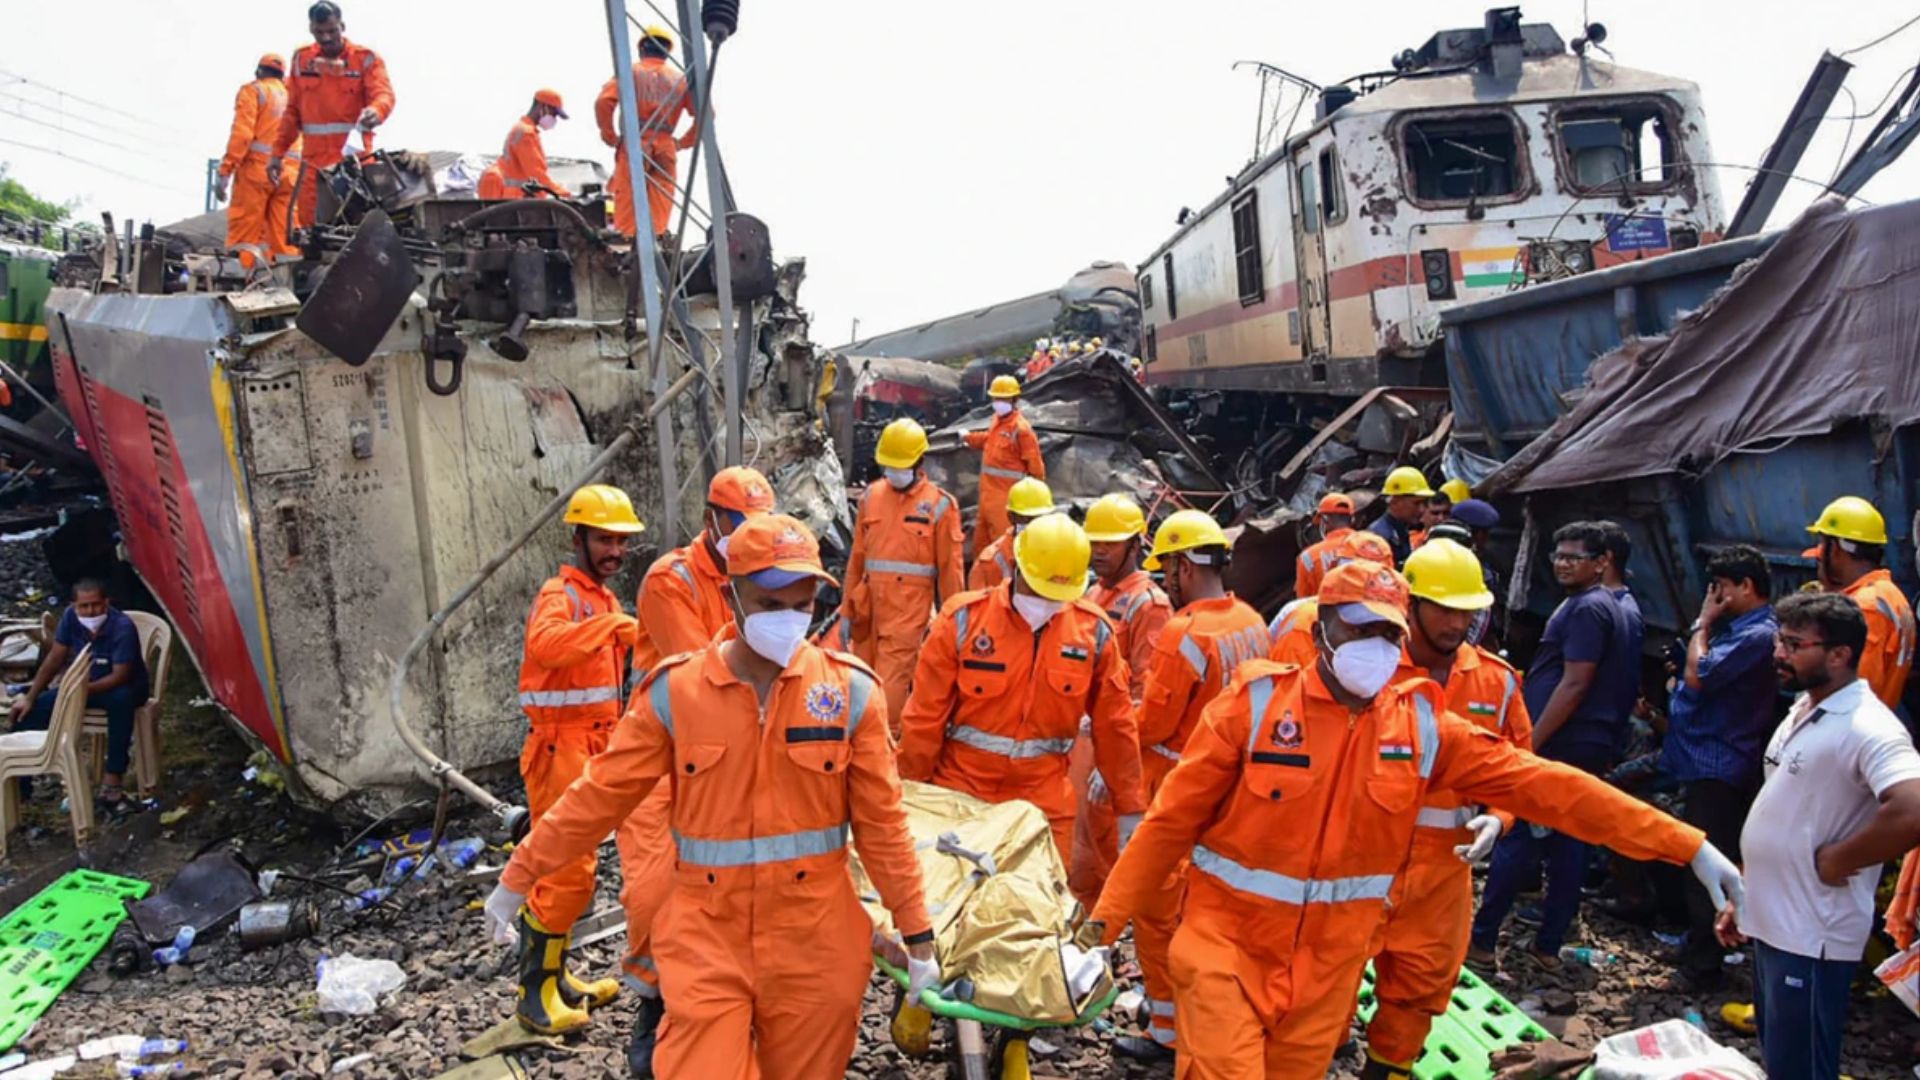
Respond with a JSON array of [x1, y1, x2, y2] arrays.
[[873, 953, 1121, 1032]]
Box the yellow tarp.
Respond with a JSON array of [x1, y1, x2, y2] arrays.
[[853, 781, 1104, 1024]]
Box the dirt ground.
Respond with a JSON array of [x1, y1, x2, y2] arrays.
[[6, 660, 1920, 1079]]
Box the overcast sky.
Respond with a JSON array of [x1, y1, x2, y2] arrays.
[[4, 1, 1917, 345]]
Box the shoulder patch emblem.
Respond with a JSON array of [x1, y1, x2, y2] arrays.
[[804, 682, 847, 722], [1272, 710, 1302, 749]]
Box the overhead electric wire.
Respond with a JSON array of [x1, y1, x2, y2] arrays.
[[0, 99, 199, 166], [0, 134, 179, 188], [0, 87, 183, 153], [1840, 12, 1920, 58], [0, 70, 192, 140]]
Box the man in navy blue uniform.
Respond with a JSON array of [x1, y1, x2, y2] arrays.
[[7, 579, 149, 809]]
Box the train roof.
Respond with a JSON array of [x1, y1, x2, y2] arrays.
[[1140, 54, 1703, 269]]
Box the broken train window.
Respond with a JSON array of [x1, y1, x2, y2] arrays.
[[1401, 111, 1526, 205], [1555, 99, 1685, 192], [1319, 145, 1346, 224], [1141, 272, 1155, 311], [1231, 191, 1264, 306]]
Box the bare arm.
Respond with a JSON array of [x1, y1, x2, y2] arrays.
[[1816, 779, 1920, 886], [1529, 660, 1595, 750]]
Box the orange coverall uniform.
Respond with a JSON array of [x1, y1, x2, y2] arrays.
[[1294, 527, 1354, 601], [618, 534, 734, 990], [1069, 570, 1170, 906], [1365, 648, 1532, 1064], [273, 40, 394, 228], [897, 585, 1147, 861], [840, 475, 965, 722], [967, 531, 1014, 592], [219, 75, 288, 268], [516, 565, 633, 932], [500, 639, 932, 1079], [964, 409, 1045, 554], [1269, 598, 1320, 667], [1841, 568, 1915, 709], [478, 117, 571, 200], [1125, 595, 1274, 1050], [597, 56, 697, 238], [1092, 663, 1704, 1078]]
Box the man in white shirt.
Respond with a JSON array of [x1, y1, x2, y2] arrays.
[[1719, 592, 1920, 1080]]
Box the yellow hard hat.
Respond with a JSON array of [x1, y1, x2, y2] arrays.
[[988, 375, 1022, 399], [1438, 478, 1471, 505], [1015, 513, 1091, 601], [1090, 337, 1104, 349], [563, 484, 646, 534], [1006, 477, 1055, 519], [1143, 509, 1229, 571], [874, 417, 929, 469], [1383, 466, 1435, 498], [1084, 494, 1147, 542], [1807, 495, 1888, 545], [1403, 538, 1493, 611], [641, 24, 675, 49]]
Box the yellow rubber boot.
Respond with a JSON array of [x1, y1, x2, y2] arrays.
[[514, 912, 592, 1034], [890, 993, 934, 1057], [558, 964, 620, 1011], [1720, 1001, 1757, 1034], [1358, 1051, 1414, 1080]]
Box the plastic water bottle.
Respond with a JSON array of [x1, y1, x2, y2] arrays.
[[340, 887, 391, 913], [441, 837, 486, 870], [152, 925, 196, 966], [1682, 1008, 1706, 1031], [116, 1062, 184, 1078], [1557, 946, 1617, 966]]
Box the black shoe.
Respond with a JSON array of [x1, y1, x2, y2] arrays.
[[1112, 1035, 1174, 1064], [627, 994, 666, 1079]]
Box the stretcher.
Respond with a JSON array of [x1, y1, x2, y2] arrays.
[[875, 953, 1120, 1080]]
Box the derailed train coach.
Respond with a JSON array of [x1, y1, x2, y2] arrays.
[[1137, 7, 1725, 473]]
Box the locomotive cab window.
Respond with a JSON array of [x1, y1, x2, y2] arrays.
[[1141, 272, 1155, 311], [1555, 99, 1684, 192], [1230, 192, 1264, 306], [1297, 163, 1320, 234], [1318, 146, 1346, 224], [1162, 253, 1177, 321], [1401, 112, 1525, 205]]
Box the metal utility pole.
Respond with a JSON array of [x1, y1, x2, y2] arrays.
[[679, 0, 743, 467], [1726, 53, 1852, 238], [604, 0, 682, 539]]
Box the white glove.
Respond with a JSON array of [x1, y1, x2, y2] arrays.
[[1116, 813, 1143, 853], [905, 950, 941, 1002], [1454, 814, 1502, 864], [1689, 839, 1745, 923], [1086, 769, 1109, 805], [484, 883, 525, 946]]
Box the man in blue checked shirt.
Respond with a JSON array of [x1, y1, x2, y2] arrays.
[[1656, 545, 1780, 990]]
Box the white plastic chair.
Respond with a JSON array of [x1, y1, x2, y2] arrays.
[[1, 644, 96, 862], [81, 612, 173, 794]]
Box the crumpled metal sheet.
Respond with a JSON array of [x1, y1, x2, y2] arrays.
[[852, 781, 1092, 1024]]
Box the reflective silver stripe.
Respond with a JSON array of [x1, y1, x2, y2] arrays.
[[672, 562, 695, 589], [1122, 591, 1150, 620], [954, 604, 971, 647], [303, 121, 358, 135], [994, 551, 1010, 578], [1497, 671, 1517, 731], [1147, 998, 1175, 1017], [1877, 597, 1914, 668], [847, 670, 876, 736], [950, 724, 1073, 759], [563, 583, 584, 622], [1147, 742, 1181, 761], [649, 673, 675, 737], [869, 559, 936, 578], [932, 495, 952, 521], [674, 823, 849, 867], [982, 465, 1026, 480], [1415, 806, 1473, 829], [248, 140, 273, 154], [519, 686, 620, 707], [1244, 676, 1275, 754], [1191, 845, 1394, 905], [1178, 635, 1208, 680], [1413, 693, 1439, 779], [255, 84, 267, 106], [1093, 617, 1112, 661]]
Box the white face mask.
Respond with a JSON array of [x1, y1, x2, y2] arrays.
[[740, 608, 811, 668], [991, 400, 1014, 417], [538, 113, 558, 131], [1011, 592, 1064, 628], [714, 533, 731, 561], [77, 613, 108, 632], [884, 467, 916, 490], [1327, 635, 1402, 699]]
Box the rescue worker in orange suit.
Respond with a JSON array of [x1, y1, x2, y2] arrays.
[[1087, 560, 1745, 1080], [1361, 539, 1534, 1073], [597, 25, 699, 240], [965, 375, 1046, 556], [1270, 530, 1397, 657], [1110, 510, 1274, 1064], [216, 54, 292, 269], [268, 1, 394, 231], [620, 464, 775, 1075], [510, 484, 646, 1035], [838, 418, 964, 723], [898, 512, 1148, 863], [968, 477, 1053, 591], [479, 89, 573, 200], [1070, 494, 1170, 907], [486, 514, 939, 1080], [1807, 496, 1914, 708], [1294, 493, 1357, 601]]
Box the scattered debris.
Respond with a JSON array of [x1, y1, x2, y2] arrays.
[[314, 954, 407, 1016], [126, 849, 261, 947]]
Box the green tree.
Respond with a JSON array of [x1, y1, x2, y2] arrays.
[[0, 164, 81, 249]]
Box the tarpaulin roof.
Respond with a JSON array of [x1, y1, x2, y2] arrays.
[[1482, 196, 1920, 495]]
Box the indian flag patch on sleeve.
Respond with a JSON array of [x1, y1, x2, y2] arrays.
[[1379, 741, 1414, 761], [1467, 702, 1498, 717], [1060, 645, 1089, 661]]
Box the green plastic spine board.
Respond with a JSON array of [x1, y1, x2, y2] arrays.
[[0, 869, 152, 1051], [1356, 963, 1553, 1080], [873, 954, 1121, 1032]]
